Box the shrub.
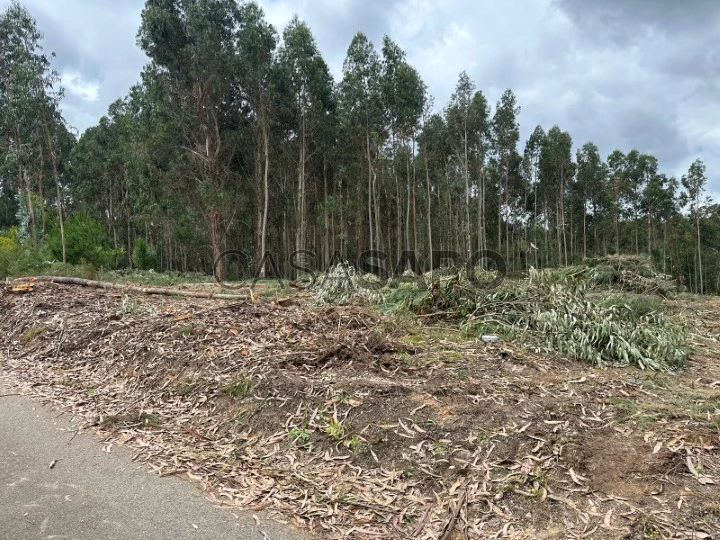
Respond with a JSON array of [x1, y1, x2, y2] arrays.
[[45, 214, 123, 268], [132, 238, 158, 271], [0, 227, 19, 278]]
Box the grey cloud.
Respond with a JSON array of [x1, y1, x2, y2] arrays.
[[556, 0, 720, 41]]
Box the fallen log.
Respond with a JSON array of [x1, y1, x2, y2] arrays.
[[10, 276, 251, 301]]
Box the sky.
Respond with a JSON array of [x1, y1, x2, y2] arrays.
[[5, 0, 719, 196]]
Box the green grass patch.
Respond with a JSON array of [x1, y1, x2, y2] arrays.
[[20, 326, 46, 343], [221, 377, 253, 399]]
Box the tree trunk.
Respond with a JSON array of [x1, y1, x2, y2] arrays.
[[412, 138, 418, 256], [366, 128, 374, 256], [405, 141, 411, 253], [44, 123, 66, 264], [297, 112, 307, 260], [259, 119, 270, 276], [425, 150, 433, 271], [208, 209, 224, 281], [323, 155, 329, 269], [464, 125, 471, 261], [697, 216, 704, 294]]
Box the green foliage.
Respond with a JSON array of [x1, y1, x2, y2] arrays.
[[397, 268, 687, 371], [45, 261, 99, 280], [313, 263, 381, 305], [132, 238, 158, 271], [45, 214, 123, 268], [221, 377, 253, 399], [529, 270, 687, 370], [324, 417, 345, 440], [0, 227, 19, 277], [289, 426, 311, 445], [597, 295, 664, 319]]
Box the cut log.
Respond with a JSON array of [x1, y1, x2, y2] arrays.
[[10, 276, 250, 301]]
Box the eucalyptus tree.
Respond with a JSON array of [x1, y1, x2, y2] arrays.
[[641, 172, 677, 264], [625, 151, 656, 254], [575, 141, 604, 258], [0, 2, 71, 255], [539, 126, 574, 265], [70, 99, 136, 256], [606, 150, 627, 255], [469, 90, 491, 254], [446, 72, 476, 259], [523, 126, 545, 264], [682, 159, 708, 293], [418, 111, 449, 259], [380, 36, 425, 257], [277, 16, 334, 259], [138, 0, 243, 279], [236, 2, 277, 274], [492, 90, 520, 262], [338, 32, 383, 256]]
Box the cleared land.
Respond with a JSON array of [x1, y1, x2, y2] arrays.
[[1, 281, 718, 539]]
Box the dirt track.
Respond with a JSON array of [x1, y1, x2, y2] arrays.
[[1, 282, 719, 539]]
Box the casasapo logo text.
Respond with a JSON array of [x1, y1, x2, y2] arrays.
[[213, 249, 506, 292]]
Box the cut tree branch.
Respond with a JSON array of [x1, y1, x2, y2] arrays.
[[11, 277, 250, 301]]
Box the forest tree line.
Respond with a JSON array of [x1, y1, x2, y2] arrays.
[[0, 0, 716, 293]]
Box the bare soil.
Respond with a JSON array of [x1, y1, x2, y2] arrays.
[[1, 282, 718, 539]]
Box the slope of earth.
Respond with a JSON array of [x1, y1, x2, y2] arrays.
[[1, 283, 718, 539]]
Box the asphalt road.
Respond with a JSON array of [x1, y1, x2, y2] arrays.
[[0, 387, 307, 540]]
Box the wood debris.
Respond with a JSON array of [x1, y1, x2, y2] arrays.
[[0, 282, 718, 539]]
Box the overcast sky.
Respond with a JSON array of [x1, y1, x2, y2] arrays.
[[6, 0, 719, 196]]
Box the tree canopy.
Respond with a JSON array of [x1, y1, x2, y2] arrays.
[[0, 0, 717, 294]]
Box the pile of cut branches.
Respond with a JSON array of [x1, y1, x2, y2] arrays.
[[561, 254, 681, 296], [399, 269, 688, 370], [312, 262, 382, 306]]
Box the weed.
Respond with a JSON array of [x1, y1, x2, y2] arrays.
[[20, 326, 45, 343], [344, 434, 364, 453], [325, 417, 345, 440], [289, 426, 312, 445], [399, 352, 416, 367], [221, 377, 253, 399], [178, 324, 195, 337], [430, 440, 449, 455]]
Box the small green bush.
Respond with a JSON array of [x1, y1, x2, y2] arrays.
[[0, 227, 19, 278], [45, 214, 123, 268], [132, 238, 158, 271]]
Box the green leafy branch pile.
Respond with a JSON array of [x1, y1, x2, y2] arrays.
[[555, 254, 681, 296], [397, 267, 687, 371], [313, 262, 382, 306], [526, 269, 687, 370]]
